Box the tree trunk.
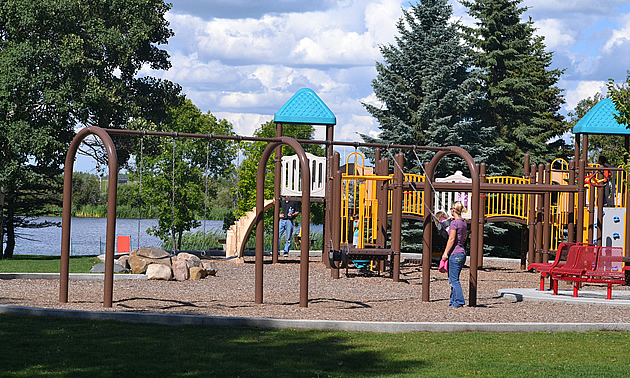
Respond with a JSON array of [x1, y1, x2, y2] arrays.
[[4, 208, 15, 259]]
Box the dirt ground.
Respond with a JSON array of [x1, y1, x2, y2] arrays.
[[2, 256, 630, 323]]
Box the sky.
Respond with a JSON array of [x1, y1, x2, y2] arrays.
[[77, 0, 630, 171]]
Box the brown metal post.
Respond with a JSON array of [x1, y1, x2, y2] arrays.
[[376, 155, 389, 248], [390, 153, 404, 282], [577, 159, 586, 243], [60, 126, 118, 307], [522, 156, 530, 270], [582, 134, 588, 163], [323, 124, 335, 260], [477, 163, 485, 269], [330, 152, 341, 279], [567, 160, 576, 243], [527, 164, 536, 267], [588, 178, 595, 244], [272, 123, 282, 264], [422, 162, 434, 302], [542, 163, 551, 263], [256, 137, 311, 307], [535, 164, 544, 263]]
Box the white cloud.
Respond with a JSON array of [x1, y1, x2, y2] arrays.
[[564, 80, 607, 112], [603, 13, 630, 52], [534, 18, 575, 49]]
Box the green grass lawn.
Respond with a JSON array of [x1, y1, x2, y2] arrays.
[[0, 314, 628, 377], [0, 255, 99, 273]]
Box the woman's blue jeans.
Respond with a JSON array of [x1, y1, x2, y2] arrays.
[[448, 252, 466, 307]]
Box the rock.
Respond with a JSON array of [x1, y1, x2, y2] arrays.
[[146, 263, 172, 280], [172, 259, 190, 281], [116, 255, 130, 269], [177, 252, 202, 268], [189, 267, 206, 280], [203, 262, 217, 276], [90, 263, 129, 273], [129, 247, 171, 274]]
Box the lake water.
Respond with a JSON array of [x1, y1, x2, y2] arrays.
[[13, 217, 224, 256], [12, 217, 323, 256]]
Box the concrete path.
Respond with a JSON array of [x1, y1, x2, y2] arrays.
[[499, 287, 630, 306], [2, 304, 630, 333]]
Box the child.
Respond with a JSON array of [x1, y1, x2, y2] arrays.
[[352, 213, 360, 247], [435, 210, 452, 241]]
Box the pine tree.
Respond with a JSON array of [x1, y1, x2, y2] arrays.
[[362, 0, 495, 177], [362, 0, 498, 253], [461, 0, 568, 174]]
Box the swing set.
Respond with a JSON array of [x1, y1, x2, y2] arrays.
[[58, 89, 630, 310]]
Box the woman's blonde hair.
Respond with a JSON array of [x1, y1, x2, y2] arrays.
[[451, 201, 467, 216]]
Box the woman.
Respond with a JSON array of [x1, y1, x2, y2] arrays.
[[441, 201, 468, 307]]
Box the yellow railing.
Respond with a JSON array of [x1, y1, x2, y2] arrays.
[[485, 176, 529, 220]]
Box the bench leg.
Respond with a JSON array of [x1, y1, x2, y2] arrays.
[[552, 278, 558, 295], [573, 281, 579, 297], [540, 274, 546, 291], [607, 284, 612, 300]]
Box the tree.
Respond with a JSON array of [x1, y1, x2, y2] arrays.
[[361, 0, 498, 252], [137, 99, 235, 250], [0, 0, 179, 258], [361, 0, 496, 177], [461, 0, 569, 174], [607, 72, 630, 129]]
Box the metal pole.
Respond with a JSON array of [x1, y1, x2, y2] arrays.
[[391, 153, 404, 282]]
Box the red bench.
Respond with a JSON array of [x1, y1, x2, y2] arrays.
[[548, 245, 628, 300], [527, 242, 592, 291]]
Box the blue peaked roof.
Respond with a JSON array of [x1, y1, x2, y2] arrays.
[[573, 98, 629, 135], [274, 88, 336, 125]]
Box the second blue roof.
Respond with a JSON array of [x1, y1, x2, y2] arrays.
[[274, 88, 336, 125], [573, 98, 629, 135]]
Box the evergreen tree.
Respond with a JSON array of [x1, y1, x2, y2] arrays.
[[362, 0, 497, 253], [461, 0, 568, 174], [362, 0, 495, 177]]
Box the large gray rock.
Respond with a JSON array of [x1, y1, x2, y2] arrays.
[[129, 247, 171, 274], [146, 263, 172, 280], [90, 263, 129, 273], [176, 252, 202, 268], [172, 259, 190, 281]]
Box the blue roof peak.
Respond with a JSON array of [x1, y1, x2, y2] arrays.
[[573, 98, 629, 135], [274, 88, 336, 125]]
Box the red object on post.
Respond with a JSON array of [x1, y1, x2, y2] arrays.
[[116, 236, 131, 254]]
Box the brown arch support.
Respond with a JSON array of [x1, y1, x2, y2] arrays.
[[59, 126, 118, 307], [423, 147, 480, 306], [255, 137, 311, 307]]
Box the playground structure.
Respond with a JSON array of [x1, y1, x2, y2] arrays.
[[58, 90, 630, 309]]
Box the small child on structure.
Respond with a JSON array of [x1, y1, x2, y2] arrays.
[[435, 210, 452, 241], [352, 213, 360, 247]]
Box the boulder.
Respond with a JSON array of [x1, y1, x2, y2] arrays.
[[189, 267, 206, 280], [177, 252, 202, 268], [172, 259, 190, 281], [116, 255, 130, 269], [146, 263, 172, 280], [90, 263, 129, 273], [129, 247, 171, 274]]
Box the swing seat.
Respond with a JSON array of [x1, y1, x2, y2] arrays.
[[329, 250, 349, 269]]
